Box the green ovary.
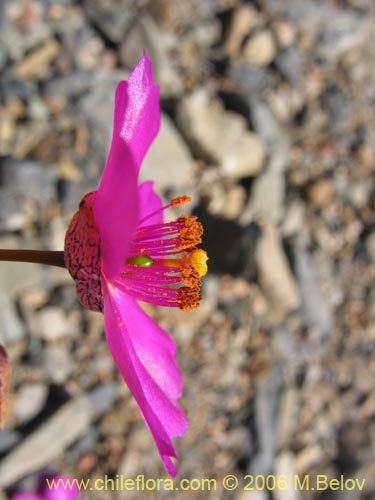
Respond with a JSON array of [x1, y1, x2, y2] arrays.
[[126, 255, 154, 268]]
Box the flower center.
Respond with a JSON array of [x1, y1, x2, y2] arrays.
[[64, 194, 208, 312], [116, 197, 208, 311]]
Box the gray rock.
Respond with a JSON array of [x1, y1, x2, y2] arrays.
[[0, 47, 6, 71], [0, 188, 31, 231], [0, 158, 57, 205], [240, 100, 288, 225], [275, 47, 302, 86], [0, 291, 25, 345], [255, 221, 300, 315], [0, 23, 51, 61], [274, 452, 299, 500], [13, 383, 48, 426], [140, 113, 195, 191], [0, 429, 21, 454], [83, 0, 136, 43], [293, 244, 333, 339], [88, 383, 117, 417], [0, 396, 92, 488], [42, 344, 73, 384], [120, 15, 182, 98], [0, 236, 41, 297], [228, 63, 272, 95], [79, 70, 128, 171], [149, 0, 237, 29], [177, 88, 265, 179], [32, 306, 75, 341], [42, 71, 95, 101], [250, 369, 280, 475], [321, 85, 349, 128], [365, 232, 375, 262]]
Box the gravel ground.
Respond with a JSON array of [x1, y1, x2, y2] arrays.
[[0, 0, 374, 499]]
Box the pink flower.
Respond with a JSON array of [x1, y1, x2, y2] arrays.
[[12, 475, 79, 500], [64, 52, 207, 476]]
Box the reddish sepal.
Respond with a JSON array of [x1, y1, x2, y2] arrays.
[[64, 192, 103, 312]]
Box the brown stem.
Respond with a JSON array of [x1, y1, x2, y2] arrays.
[[0, 249, 66, 268]]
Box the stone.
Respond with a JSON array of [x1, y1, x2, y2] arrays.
[[32, 306, 74, 341], [272, 19, 296, 48], [0, 396, 92, 488], [365, 232, 375, 262], [274, 452, 298, 500], [0, 291, 25, 345], [88, 384, 117, 417], [250, 369, 280, 475], [83, 0, 136, 43], [42, 344, 73, 383], [255, 221, 300, 315], [177, 89, 265, 179], [0, 21, 51, 61], [321, 85, 350, 128], [12, 121, 51, 160], [307, 177, 334, 207], [228, 63, 273, 95], [243, 30, 277, 67], [13, 39, 60, 80], [120, 15, 182, 98], [0, 429, 21, 454], [293, 244, 333, 338], [240, 100, 288, 225], [275, 47, 302, 86], [13, 383, 48, 425], [223, 3, 259, 58], [246, 164, 286, 224], [282, 201, 305, 237], [0, 236, 41, 296], [149, 0, 237, 31], [0, 158, 57, 204], [78, 70, 127, 171], [140, 113, 194, 191]]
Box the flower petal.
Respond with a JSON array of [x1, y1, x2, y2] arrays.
[[102, 281, 188, 476], [10, 495, 40, 500], [138, 180, 164, 226], [94, 52, 160, 280], [120, 53, 160, 170], [43, 476, 80, 500]]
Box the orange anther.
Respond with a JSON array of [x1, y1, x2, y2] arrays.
[[171, 195, 191, 207]]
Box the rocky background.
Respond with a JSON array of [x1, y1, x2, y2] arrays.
[[0, 0, 374, 499]]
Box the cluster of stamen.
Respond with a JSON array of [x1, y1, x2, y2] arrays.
[[116, 197, 207, 311]]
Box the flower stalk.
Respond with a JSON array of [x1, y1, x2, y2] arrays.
[[0, 249, 66, 268]]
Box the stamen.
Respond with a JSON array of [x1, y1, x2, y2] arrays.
[[178, 286, 201, 311], [119, 198, 207, 311], [190, 249, 208, 277], [138, 195, 191, 226], [171, 195, 191, 206], [176, 216, 203, 249]]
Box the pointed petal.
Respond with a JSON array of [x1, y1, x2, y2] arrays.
[[119, 52, 160, 170], [94, 52, 160, 280], [138, 180, 164, 226], [102, 281, 188, 476]]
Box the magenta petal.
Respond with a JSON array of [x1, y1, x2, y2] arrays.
[[94, 52, 160, 280], [138, 181, 164, 225], [11, 495, 41, 500], [43, 476, 80, 500], [119, 52, 160, 171], [102, 281, 188, 476]]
